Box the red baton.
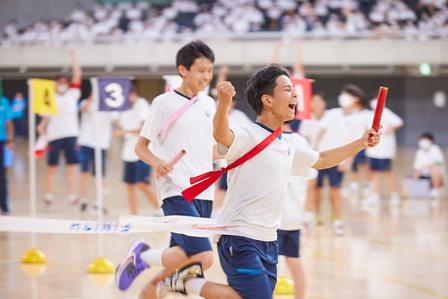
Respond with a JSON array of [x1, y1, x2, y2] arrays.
[[372, 86, 388, 131]]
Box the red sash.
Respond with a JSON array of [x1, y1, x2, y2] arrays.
[[182, 127, 283, 202]]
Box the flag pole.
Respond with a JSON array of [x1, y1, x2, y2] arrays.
[[22, 79, 46, 264]]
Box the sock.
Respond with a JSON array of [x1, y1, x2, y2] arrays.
[[185, 278, 206, 296], [140, 248, 164, 266]]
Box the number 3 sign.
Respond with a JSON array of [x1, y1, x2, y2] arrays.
[[94, 77, 131, 111]]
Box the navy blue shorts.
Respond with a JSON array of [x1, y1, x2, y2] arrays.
[[317, 166, 344, 188], [47, 137, 78, 166], [123, 161, 151, 184], [352, 150, 367, 172], [369, 158, 392, 171], [78, 146, 107, 176], [161, 196, 212, 256], [219, 172, 228, 190], [218, 235, 278, 299], [277, 229, 301, 258]]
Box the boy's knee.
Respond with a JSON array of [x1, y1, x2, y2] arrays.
[[192, 251, 214, 270]]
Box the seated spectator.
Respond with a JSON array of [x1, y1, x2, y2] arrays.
[[413, 132, 445, 199]]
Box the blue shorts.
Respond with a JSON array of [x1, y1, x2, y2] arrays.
[[218, 235, 278, 299], [219, 172, 228, 190], [369, 158, 392, 171], [317, 166, 344, 188], [277, 229, 301, 258], [47, 137, 78, 166], [161, 196, 212, 256], [352, 150, 367, 172], [123, 161, 151, 184], [78, 146, 107, 176]]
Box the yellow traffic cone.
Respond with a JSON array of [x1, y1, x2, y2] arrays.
[[274, 276, 294, 295], [21, 248, 47, 264], [88, 256, 115, 274]]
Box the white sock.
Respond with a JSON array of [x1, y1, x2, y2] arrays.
[[140, 248, 164, 266], [185, 278, 206, 296]]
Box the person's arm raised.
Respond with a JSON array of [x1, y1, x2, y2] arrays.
[[213, 81, 236, 148]]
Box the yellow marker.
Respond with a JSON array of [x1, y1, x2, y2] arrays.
[[30, 78, 58, 115]]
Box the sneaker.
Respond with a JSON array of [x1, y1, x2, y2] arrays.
[[429, 188, 441, 199], [333, 219, 345, 237], [389, 193, 401, 207], [361, 193, 380, 208], [115, 239, 150, 291], [68, 194, 79, 205], [157, 262, 204, 298]]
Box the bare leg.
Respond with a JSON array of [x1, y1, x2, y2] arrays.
[[45, 166, 57, 196], [384, 171, 400, 193], [304, 178, 317, 213], [127, 184, 138, 215], [330, 187, 342, 219], [79, 172, 90, 201], [200, 282, 241, 299], [285, 257, 305, 299], [66, 164, 78, 196], [431, 166, 443, 188], [137, 182, 159, 209], [315, 187, 323, 216]]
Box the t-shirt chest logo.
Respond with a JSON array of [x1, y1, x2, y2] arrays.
[[288, 147, 291, 156], [204, 110, 211, 118]]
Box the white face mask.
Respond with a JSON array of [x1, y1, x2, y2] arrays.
[[370, 99, 378, 110], [338, 94, 355, 108], [419, 139, 432, 150], [57, 84, 69, 94]]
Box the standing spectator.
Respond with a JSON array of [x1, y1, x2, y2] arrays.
[[78, 94, 116, 212], [364, 99, 403, 207], [115, 88, 159, 215], [37, 49, 82, 205], [11, 92, 27, 137], [0, 96, 14, 214]]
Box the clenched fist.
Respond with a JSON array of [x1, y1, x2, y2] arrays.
[[217, 81, 236, 106]]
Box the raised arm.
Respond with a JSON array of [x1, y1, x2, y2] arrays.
[[213, 81, 236, 148], [69, 49, 82, 85], [313, 128, 380, 170]]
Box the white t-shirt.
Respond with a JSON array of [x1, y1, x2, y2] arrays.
[[413, 144, 445, 176], [218, 123, 319, 242], [140, 91, 216, 201], [228, 108, 251, 125], [318, 108, 370, 151], [78, 99, 117, 150], [46, 87, 80, 141], [119, 98, 150, 162], [366, 108, 403, 159], [299, 114, 324, 149], [279, 133, 318, 231]]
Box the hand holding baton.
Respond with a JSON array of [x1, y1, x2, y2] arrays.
[[156, 150, 186, 178]]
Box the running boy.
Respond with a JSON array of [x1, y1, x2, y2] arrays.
[[115, 41, 217, 297], [152, 64, 381, 299]]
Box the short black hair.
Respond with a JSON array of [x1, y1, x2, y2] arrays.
[[313, 90, 328, 102], [245, 64, 289, 115], [420, 132, 435, 142], [176, 40, 215, 70], [342, 84, 366, 107]]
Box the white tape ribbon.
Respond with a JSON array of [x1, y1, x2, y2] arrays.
[[0, 215, 240, 237]]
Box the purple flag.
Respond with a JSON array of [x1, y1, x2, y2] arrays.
[[97, 77, 131, 111]]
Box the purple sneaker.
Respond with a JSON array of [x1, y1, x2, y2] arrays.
[[115, 239, 150, 291]]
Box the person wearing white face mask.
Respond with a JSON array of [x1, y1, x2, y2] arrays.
[[413, 132, 445, 199], [37, 49, 82, 206], [314, 84, 370, 236], [363, 98, 403, 207]]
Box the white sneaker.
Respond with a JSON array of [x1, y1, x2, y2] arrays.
[[429, 188, 441, 199], [333, 219, 345, 237], [361, 193, 380, 207], [157, 262, 204, 298], [389, 193, 401, 207], [349, 182, 359, 195]]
